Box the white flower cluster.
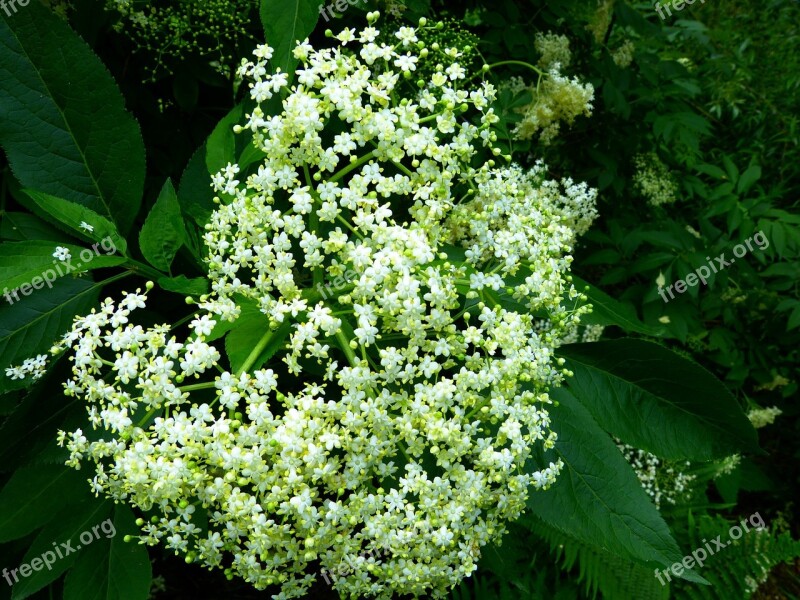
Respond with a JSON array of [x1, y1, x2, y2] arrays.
[[612, 40, 636, 68], [512, 67, 595, 145], [747, 406, 782, 429], [11, 15, 597, 600], [632, 152, 679, 206], [5, 354, 49, 381], [617, 442, 695, 508], [534, 32, 572, 70]]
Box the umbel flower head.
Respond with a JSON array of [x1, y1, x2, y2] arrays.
[[12, 14, 596, 599]]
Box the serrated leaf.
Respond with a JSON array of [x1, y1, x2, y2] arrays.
[[0, 465, 87, 543], [10, 497, 113, 600], [157, 275, 208, 297], [0, 241, 125, 295], [0, 277, 103, 394], [0, 2, 145, 235], [139, 180, 185, 272], [556, 339, 761, 460], [63, 505, 152, 600], [260, 0, 323, 77], [572, 276, 666, 336], [525, 388, 707, 585], [23, 189, 128, 256]]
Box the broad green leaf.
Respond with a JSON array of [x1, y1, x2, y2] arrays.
[[157, 275, 209, 297], [0, 241, 125, 295], [695, 163, 727, 180], [557, 339, 761, 460], [63, 505, 152, 600], [572, 275, 666, 336], [0, 465, 87, 542], [0, 277, 103, 394], [11, 497, 113, 600], [722, 155, 739, 184], [178, 145, 215, 228], [525, 387, 707, 584], [260, 0, 323, 76], [139, 180, 186, 272], [0, 212, 74, 243], [226, 317, 292, 373], [736, 165, 761, 194], [23, 189, 128, 256], [0, 2, 145, 235], [206, 104, 244, 176], [0, 372, 80, 472]]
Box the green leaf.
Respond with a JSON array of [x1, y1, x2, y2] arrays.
[[260, 0, 323, 77], [556, 339, 761, 460], [0, 212, 75, 243], [178, 145, 215, 228], [157, 275, 209, 297], [206, 105, 244, 176], [63, 505, 152, 600], [695, 163, 727, 180], [23, 189, 128, 256], [721, 155, 739, 185], [0, 277, 104, 394], [525, 387, 707, 584], [0, 1, 145, 235], [736, 165, 761, 194], [226, 317, 292, 373], [11, 497, 113, 600], [139, 180, 186, 272], [572, 276, 666, 336], [0, 240, 125, 294], [0, 465, 87, 543]]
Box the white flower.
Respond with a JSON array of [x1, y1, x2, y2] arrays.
[[79, 221, 94, 233], [53, 246, 71, 262]]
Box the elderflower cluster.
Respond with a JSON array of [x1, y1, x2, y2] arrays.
[[612, 40, 636, 68], [512, 67, 595, 145], [535, 32, 572, 70], [747, 406, 782, 429], [617, 442, 695, 508], [632, 153, 680, 206], [10, 16, 597, 600]]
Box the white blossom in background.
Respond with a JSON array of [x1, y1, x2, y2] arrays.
[[617, 442, 695, 508], [9, 14, 599, 600], [535, 32, 572, 69], [747, 405, 782, 429], [633, 152, 680, 206]]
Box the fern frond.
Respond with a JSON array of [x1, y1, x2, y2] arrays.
[[673, 515, 800, 600], [519, 514, 670, 600]]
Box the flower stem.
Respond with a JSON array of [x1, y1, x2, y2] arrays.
[[236, 328, 274, 376], [329, 150, 378, 183]]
